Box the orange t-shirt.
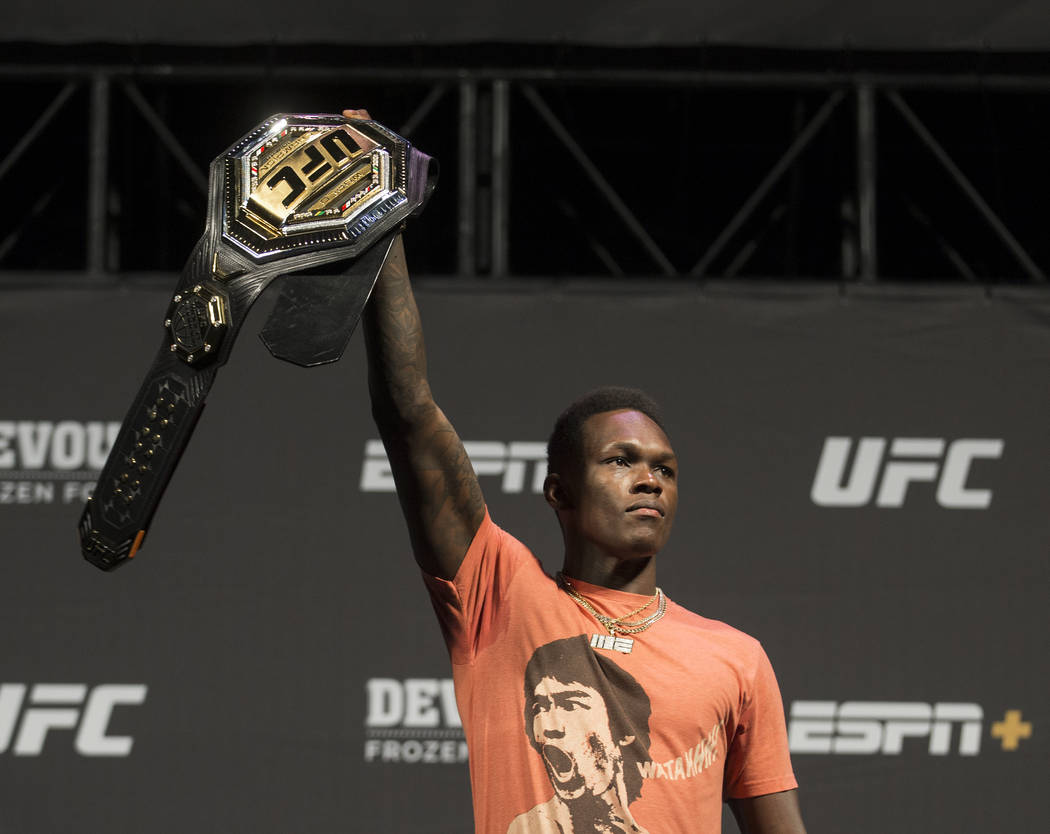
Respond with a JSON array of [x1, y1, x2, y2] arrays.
[[423, 511, 797, 833]]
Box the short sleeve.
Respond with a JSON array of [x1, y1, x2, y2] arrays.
[[722, 645, 798, 799], [421, 507, 535, 665]]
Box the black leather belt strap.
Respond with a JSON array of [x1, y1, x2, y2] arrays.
[[79, 114, 435, 570]]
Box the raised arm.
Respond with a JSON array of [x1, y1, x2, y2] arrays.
[[362, 231, 485, 579]]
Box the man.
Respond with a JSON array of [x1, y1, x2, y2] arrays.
[[349, 108, 806, 833]]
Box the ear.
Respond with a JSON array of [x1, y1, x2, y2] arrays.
[[544, 473, 573, 511]]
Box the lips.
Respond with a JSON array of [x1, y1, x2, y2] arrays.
[[626, 502, 663, 517]]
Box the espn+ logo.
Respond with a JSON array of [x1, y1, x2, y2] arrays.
[[0, 684, 147, 757], [789, 701, 982, 756], [811, 437, 1003, 508]]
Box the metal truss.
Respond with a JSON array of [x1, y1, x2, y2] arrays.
[[1, 62, 1048, 283]]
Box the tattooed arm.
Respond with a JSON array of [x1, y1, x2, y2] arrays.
[[362, 233, 485, 579], [728, 790, 807, 834]]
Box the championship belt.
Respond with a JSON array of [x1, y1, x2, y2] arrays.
[[78, 114, 437, 570]]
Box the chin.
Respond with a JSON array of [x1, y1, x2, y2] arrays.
[[609, 548, 660, 566], [621, 533, 668, 559]]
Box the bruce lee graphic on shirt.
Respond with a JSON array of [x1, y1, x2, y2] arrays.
[[509, 635, 653, 834]]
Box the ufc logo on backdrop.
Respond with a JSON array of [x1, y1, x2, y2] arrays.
[[0, 684, 147, 756], [810, 437, 1003, 508]]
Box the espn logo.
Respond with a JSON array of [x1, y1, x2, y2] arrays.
[[0, 684, 147, 757], [811, 437, 1003, 508], [361, 440, 547, 494], [789, 701, 982, 756]]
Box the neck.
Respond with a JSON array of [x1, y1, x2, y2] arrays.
[[561, 548, 657, 595], [563, 773, 641, 833]]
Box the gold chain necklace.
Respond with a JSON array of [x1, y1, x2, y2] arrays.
[[557, 573, 667, 636]]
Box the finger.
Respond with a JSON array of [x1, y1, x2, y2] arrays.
[[341, 108, 372, 120]]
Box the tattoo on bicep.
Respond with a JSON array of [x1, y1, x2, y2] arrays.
[[420, 427, 485, 551]]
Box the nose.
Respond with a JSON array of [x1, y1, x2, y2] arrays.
[[632, 469, 662, 494], [534, 710, 565, 741]]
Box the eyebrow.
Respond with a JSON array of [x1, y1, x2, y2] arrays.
[[551, 689, 593, 706], [603, 441, 676, 463], [532, 686, 594, 706]]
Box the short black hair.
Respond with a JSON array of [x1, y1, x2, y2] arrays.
[[523, 635, 652, 802], [547, 386, 666, 476]]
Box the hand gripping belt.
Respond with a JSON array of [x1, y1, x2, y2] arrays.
[[78, 114, 437, 570]]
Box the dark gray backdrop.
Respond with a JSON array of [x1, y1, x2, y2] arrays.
[[0, 281, 1047, 832], [1, 0, 1046, 49]]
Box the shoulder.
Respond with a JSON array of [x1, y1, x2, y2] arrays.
[[447, 508, 539, 578], [425, 506, 548, 599], [666, 598, 764, 649], [473, 509, 533, 556], [663, 598, 771, 674], [483, 512, 548, 576]]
